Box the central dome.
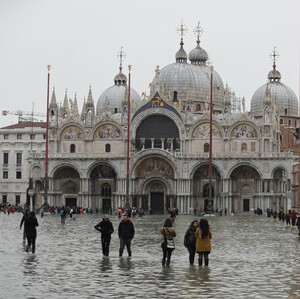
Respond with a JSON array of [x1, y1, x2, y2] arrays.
[[156, 62, 210, 101]]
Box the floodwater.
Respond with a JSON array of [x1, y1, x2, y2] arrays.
[[1, 212, 300, 299]]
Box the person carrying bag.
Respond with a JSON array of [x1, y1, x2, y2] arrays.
[[160, 218, 176, 266]]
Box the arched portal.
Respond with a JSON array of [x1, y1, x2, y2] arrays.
[[53, 166, 80, 207], [134, 156, 175, 213], [135, 115, 180, 150], [148, 180, 165, 214], [193, 164, 221, 213], [230, 165, 260, 213], [89, 164, 117, 212]]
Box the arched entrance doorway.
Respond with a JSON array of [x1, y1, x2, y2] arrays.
[[90, 164, 116, 212], [134, 156, 175, 214], [193, 164, 221, 213], [149, 181, 165, 214], [230, 165, 261, 213], [52, 166, 80, 208]]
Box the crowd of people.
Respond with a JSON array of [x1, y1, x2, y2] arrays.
[[3, 203, 300, 266]]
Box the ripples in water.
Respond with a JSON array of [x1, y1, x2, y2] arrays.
[[0, 213, 300, 298]]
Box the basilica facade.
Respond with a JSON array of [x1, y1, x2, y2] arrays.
[[24, 26, 299, 214]]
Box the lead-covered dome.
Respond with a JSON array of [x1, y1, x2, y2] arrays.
[[97, 66, 141, 115], [151, 39, 210, 102], [251, 62, 298, 117], [188, 29, 225, 111]]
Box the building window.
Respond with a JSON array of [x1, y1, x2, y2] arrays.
[[173, 91, 177, 102], [105, 143, 111, 153], [16, 153, 22, 165], [101, 183, 112, 197], [280, 119, 283, 124], [196, 104, 201, 111], [70, 144, 76, 153], [241, 143, 247, 152], [114, 108, 118, 114], [3, 153, 9, 164], [288, 120, 291, 126], [284, 109, 288, 115], [30, 134, 35, 139], [15, 195, 21, 205], [4, 134, 9, 139], [3, 171, 8, 179], [2, 194, 7, 204], [16, 171, 22, 179], [204, 143, 209, 153], [43, 134, 46, 139], [17, 134, 22, 139]]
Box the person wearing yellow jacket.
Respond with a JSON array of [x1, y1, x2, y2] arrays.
[[195, 218, 212, 267]]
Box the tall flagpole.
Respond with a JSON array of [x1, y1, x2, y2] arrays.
[[44, 65, 51, 209], [125, 65, 132, 208], [207, 63, 214, 214]]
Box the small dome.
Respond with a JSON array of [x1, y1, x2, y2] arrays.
[[188, 39, 208, 64], [268, 69, 281, 81], [189, 46, 208, 64], [114, 69, 127, 85], [175, 40, 187, 63]]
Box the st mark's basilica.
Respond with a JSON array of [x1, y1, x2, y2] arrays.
[[8, 23, 299, 214]]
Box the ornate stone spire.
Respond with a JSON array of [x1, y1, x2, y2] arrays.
[[86, 85, 94, 107], [50, 86, 57, 108]]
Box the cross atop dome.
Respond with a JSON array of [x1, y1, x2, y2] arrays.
[[193, 21, 204, 41], [176, 20, 188, 41], [270, 47, 280, 69], [117, 46, 126, 70]]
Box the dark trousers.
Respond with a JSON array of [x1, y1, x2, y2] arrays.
[[101, 237, 111, 256], [119, 238, 132, 257], [26, 235, 36, 253], [198, 252, 209, 266], [187, 244, 196, 265], [162, 247, 173, 266]]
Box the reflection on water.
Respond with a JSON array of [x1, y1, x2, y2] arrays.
[[1, 213, 300, 298]]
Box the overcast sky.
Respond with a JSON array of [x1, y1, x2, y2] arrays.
[[0, 0, 299, 127]]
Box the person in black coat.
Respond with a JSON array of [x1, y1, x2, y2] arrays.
[[24, 211, 39, 254], [184, 220, 199, 265], [118, 213, 135, 257], [94, 215, 114, 256], [296, 213, 300, 236], [20, 209, 30, 243]]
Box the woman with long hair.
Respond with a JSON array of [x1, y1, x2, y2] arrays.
[[160, 218, 176, 266], [195, 218, 212, 267], [184, 220, 198, 265]]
